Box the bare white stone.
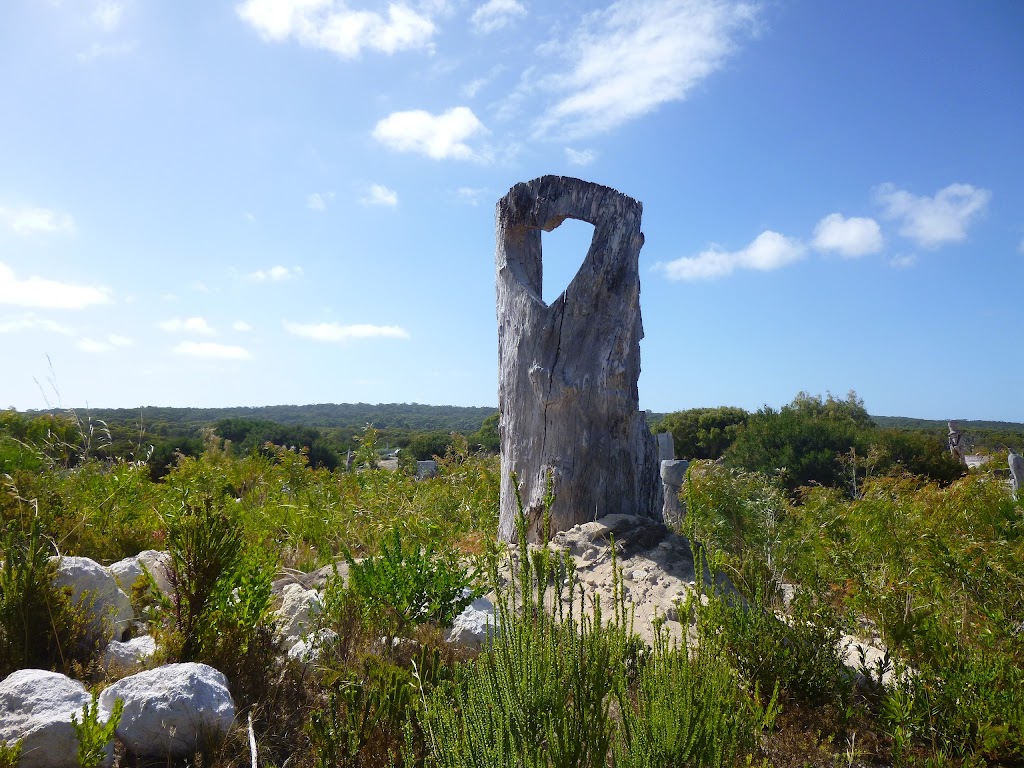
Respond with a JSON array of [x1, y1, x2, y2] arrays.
[[100, 635, 157, 672], [0, 669, 111, 768], [275, 584, 322, 650], [445, 596, 499, 651], [288, 629, 337, 664], [109, 550, 172, 597], [99, 662, 235, 759], [51, 555, 133, 644]]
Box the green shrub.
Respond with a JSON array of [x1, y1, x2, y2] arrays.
[[0, 515, 98, 676], [696, 585, 852, 709], [71, 694, 122, 768], [157, 490, 278, 706], [0, 740, 21, 768], [342, 525, 477, 647], [615, 632, 778, 768]]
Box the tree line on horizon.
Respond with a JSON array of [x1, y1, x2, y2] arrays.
[[4, 393, 1020, 490]]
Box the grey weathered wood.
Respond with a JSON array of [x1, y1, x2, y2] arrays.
[[495, 175, 663, 543]]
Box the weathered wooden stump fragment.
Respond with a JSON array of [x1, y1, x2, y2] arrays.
[[495, 175, 663, 543]]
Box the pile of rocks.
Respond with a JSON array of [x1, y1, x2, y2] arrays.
[[0, 664, 233, 768]]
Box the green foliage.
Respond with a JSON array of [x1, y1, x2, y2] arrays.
[[615, 633, 778, 768], [468, 412, 500, 454], [308, 669, 412, 768], [0, 514, 96, 676], [683, 461, 789, 597], [343, 525, 476, 644], [725, 391, 870, 492], [71, 693, 122, 768], [697, 586, 852, 708], [0, 514, 55, 674], [422, 544, 625, 767], [725, 391, 964, 493], [402, 430, 455, 461], [420, 489, 771, 768], [655, 406, 749, 460], [0, 739, 22, 768], [158, 490, 278, 692]]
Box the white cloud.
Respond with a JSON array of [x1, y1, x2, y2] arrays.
[[92, 1, 124, 31], [158, 316, 216, 335], [812, 213, 883, 258], [174, 341, 253, 360], [534, 0, 758, 138], [462, 77, 487, 98], [77, 40, 138, 62], [77, 334, 134, 354], [0, 206, 75, 236], [361, 184, 398, 206], [0, 314, 75, 335], [233, 320, 252, 331], [655, 230, 806, 281], [192, 282, 210, 293], [372, 107, 488, 161], [565, 147, 596, 166], [875, 182, 991, 248], [471, 0, 526, 33], [455, 187, 488, 206], [307, 192, 333, 212], [247, 265, 303, 281], [0, 262, 110, 309], [236, 0, 436, 58], [890, 254, 917, 269], [284, 320, 410, 341]]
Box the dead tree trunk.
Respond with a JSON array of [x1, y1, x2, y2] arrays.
[[495, 176, 663, 543]]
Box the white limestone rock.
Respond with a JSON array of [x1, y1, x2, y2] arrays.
[[0, 669, 111, 768], [445, 596, 499, 651], [288, 629, 338, 664], [51, 555, 133, 644], [109, 550, 172, 597], [100, 635, 157, 672], [99, 663, 235, 759], [275, 584, 322, 651]]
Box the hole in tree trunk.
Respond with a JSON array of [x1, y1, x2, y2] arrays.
[[541, 218, 596, 305]]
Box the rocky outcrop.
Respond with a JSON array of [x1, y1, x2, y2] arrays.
[[0, 669, 109, 768], [109, 550, 172, 597], [533, 514, 726, 645], [275, 584, 322, 651], [495, 176, 662, 543], [100, 635, 157, 672], [51, 556, 133, 645], [445, 595, 499, 651], [99, 663, 235, 759]]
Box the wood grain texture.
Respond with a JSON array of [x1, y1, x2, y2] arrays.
[[495, 175, 663, 543]]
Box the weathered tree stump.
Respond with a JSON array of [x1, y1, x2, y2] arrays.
[[495, 175, 663, 543]]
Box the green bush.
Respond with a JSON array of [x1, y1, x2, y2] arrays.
[[0, 515, 97, 676], [71, 693, 123, 768], [615, 632, 778, 768], [157, 490, 279, 706], [343, 525, 477, 647]]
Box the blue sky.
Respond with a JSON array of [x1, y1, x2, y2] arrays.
[[1, 0, 1022, 421]]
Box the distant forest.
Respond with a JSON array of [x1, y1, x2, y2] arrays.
[[10, 401, 1023, 485], [22, 402, 499, 433]]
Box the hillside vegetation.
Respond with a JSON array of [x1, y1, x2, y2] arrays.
[[1, 394, 1022, 767]]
